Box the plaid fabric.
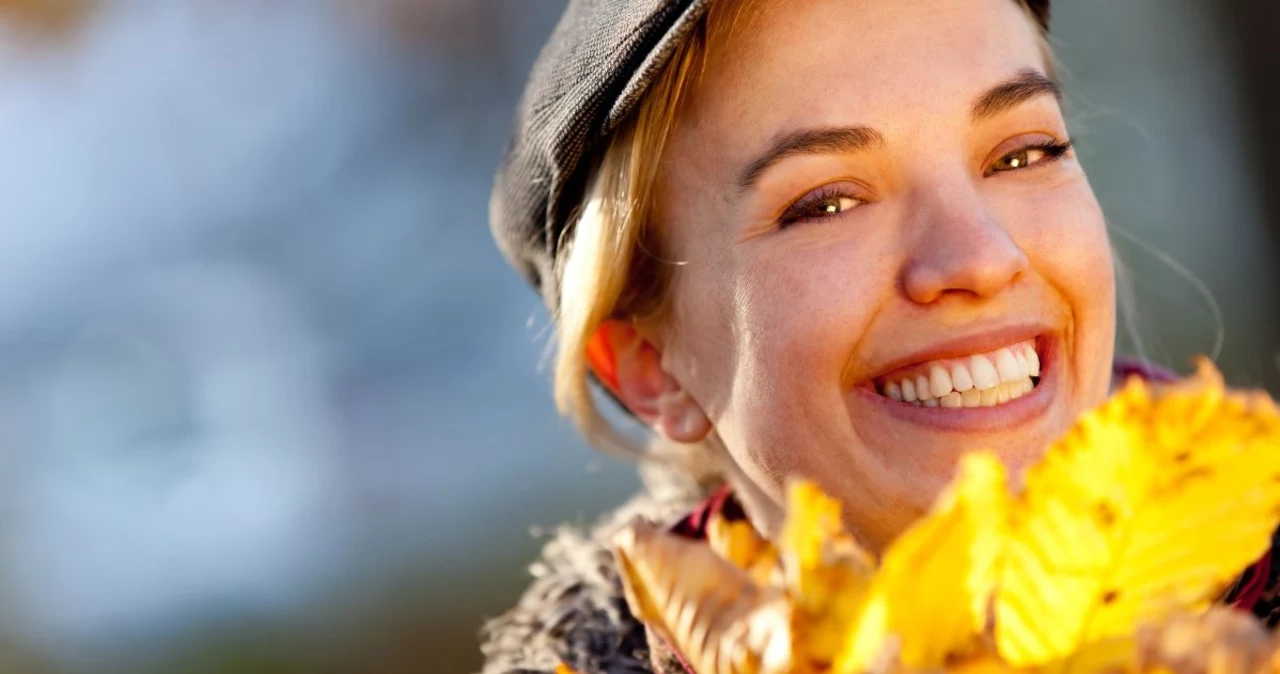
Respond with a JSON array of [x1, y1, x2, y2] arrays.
[[490, 0, 1051, 312]]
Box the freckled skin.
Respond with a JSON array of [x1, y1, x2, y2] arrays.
[[641, 0, 1115, 551]]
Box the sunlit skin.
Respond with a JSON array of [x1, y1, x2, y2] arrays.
[[598, 0, 1116, 552]]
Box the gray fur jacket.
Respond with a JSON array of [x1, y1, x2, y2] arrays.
[[478, 465, 715, 674]]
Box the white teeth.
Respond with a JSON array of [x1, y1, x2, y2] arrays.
[[929, 365, 953, 399], [950, 363, 974, 392], [916, 375, 932, 401], [878, 340, 1042, 408], [995, 348, 1023, 383], [969, 355, 1000, 390], [1025, 346, 1041, 377], [1003, 378, 1032, 403]]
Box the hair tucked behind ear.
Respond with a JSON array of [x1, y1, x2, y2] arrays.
[[552, 2, 718, 461]]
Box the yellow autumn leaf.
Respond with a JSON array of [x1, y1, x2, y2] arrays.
[[780, 481, 876, 602], [946, 653, 1025, 674], [837, 453, 1009, 672], [711, 514, 767, 569], [710, 513, 785, 587], [780, 481, 877, 667], [995, 360, 1280, 669]]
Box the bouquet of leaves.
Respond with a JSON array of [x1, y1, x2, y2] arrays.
[[604, 360, 1280, 674]]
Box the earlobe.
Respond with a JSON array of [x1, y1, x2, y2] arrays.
[[656, 384, 713, 443], [589, 319, 712, 443]]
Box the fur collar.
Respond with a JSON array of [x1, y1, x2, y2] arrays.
[[478, 465, 713, 674]]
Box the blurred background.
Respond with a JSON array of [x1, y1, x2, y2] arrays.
[[0, 0, 1274, 672]]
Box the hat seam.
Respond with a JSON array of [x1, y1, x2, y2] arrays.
[[605, 0, 711, 132]]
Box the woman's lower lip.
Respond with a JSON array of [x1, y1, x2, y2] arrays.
[[853, 338, 1058, 433]]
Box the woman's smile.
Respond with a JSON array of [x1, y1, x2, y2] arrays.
[[854, 331, 1059, 433]]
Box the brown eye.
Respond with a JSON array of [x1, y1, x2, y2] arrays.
[[988, 140, 1074, 174], [779, 188, 863, 228], [993, 148, 1044, 171], [809, 195, 859, 217]]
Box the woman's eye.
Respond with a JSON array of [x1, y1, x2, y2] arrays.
[[988, 140, 1074, 175], [779, 189, 863, 228]]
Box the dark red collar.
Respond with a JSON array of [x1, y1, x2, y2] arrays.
[[668, 485, 739, 540]]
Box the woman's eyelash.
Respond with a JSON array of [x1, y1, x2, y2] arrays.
[[778, 185, 863, 228], [1037, 139, 1073, 156], [989, 138, 1075, 174]]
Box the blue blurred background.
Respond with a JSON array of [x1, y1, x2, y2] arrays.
[[0, 1, 1274, 672]]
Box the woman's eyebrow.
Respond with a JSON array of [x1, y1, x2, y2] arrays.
[[738, 126, 885, 191], [737, 69, 1059, 192], [970, 68, 1061, 122]]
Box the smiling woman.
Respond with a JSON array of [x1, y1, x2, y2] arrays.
[[584, 0, 1115, 554], [481, 1, 1271, 673]]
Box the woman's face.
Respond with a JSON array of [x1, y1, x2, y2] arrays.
[[633, 0, 1115, 549]]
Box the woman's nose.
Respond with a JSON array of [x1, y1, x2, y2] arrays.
[[900, 189, 1029, 305]]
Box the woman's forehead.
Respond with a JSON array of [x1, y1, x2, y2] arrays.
[[691, 0, 1047, 130], [655, 0, 1054, 247]]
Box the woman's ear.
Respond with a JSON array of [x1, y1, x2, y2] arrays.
[[588, 319, 712, 443]]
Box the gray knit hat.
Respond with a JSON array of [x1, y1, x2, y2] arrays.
[[490, 0, 1051, 312]]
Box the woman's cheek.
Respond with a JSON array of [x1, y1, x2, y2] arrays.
[[728, 288, 876, 489], [1003, 177, 1112, 295], [1010, 180, 1115, 398]]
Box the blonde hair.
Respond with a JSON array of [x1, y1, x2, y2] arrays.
[[552, 4, 727, 459], [553, 0, 1056, 459]]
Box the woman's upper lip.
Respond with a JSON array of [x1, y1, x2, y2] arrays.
[[859, 324, 1053, 384]]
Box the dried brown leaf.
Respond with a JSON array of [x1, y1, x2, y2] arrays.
[[613, 518, 797, 674], [1134, 608, 1271, 674]]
